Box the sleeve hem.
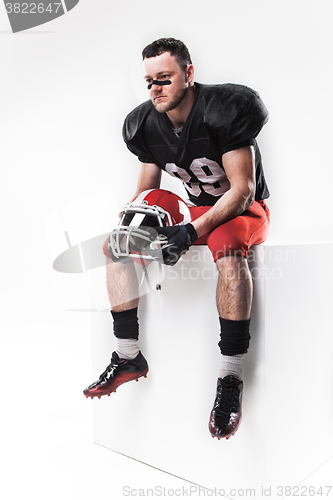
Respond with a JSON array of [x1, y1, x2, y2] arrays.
[[220, 138, 254, 155], [138, 156, 155, 164]]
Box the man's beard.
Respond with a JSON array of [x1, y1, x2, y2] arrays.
[[153, 86, 187, 113]]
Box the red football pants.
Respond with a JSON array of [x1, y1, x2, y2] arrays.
[[189, 200, 270, 261]]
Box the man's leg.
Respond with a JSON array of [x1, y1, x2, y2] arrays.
[[216, 255, 252, 321], [203, 201, 269, 439], [106, 256, 142, 360], [207, 255, 251, 439], [106, 256, 139, 313], [216, 254, 252, 381], [83, 250, 148, 399]]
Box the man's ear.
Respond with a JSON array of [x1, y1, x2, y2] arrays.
[[186, 64, 195, 84]]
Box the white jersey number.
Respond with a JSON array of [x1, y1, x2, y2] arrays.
[[165, 157, 230, 198]]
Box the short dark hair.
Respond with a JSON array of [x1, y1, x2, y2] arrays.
[[142, 38, 192, 74]]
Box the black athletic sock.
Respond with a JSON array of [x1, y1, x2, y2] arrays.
[[111, 307, 139, 340], [218, 317, 251, 355], [111, 308, 140, 360]]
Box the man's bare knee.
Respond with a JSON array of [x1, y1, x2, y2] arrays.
[[216, 255, 249, 281]]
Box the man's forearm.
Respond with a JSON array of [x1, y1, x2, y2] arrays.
[[191, 186, 255, 239]]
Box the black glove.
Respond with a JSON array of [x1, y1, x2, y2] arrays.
[[147, 223, 198, 266]]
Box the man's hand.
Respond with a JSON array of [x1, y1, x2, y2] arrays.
[[147, 223, 198, 266]]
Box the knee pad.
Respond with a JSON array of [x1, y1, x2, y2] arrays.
[[218, 318, 251, 355]]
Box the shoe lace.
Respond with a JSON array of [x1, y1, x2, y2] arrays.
[[214, 383, 238, 417]]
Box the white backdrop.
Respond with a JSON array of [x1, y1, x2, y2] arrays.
[[1, 1, 332, 498]]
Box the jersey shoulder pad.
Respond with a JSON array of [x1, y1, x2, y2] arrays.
[[122, 100, 155, 163], [122, 100, 153, 143], [199, 83, 269, 154]]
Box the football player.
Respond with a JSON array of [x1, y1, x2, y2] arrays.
[[83, 38, 270, 440]]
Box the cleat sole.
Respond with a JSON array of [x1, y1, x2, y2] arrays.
[[210, 433, 235, 440], [84, 368, 149, 399]]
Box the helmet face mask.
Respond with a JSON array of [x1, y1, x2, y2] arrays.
[[110, 225, 158, 257], [108, 189, 191, 264], [119, 202, 171, 228]]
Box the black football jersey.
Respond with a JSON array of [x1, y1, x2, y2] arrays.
[[123, 82, 270, 206]]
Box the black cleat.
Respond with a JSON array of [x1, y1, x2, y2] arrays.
[[83, 351, 148, 399], [209, 375, 243, 440]]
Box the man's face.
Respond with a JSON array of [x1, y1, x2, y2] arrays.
[[143, 52, 190, 113]]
